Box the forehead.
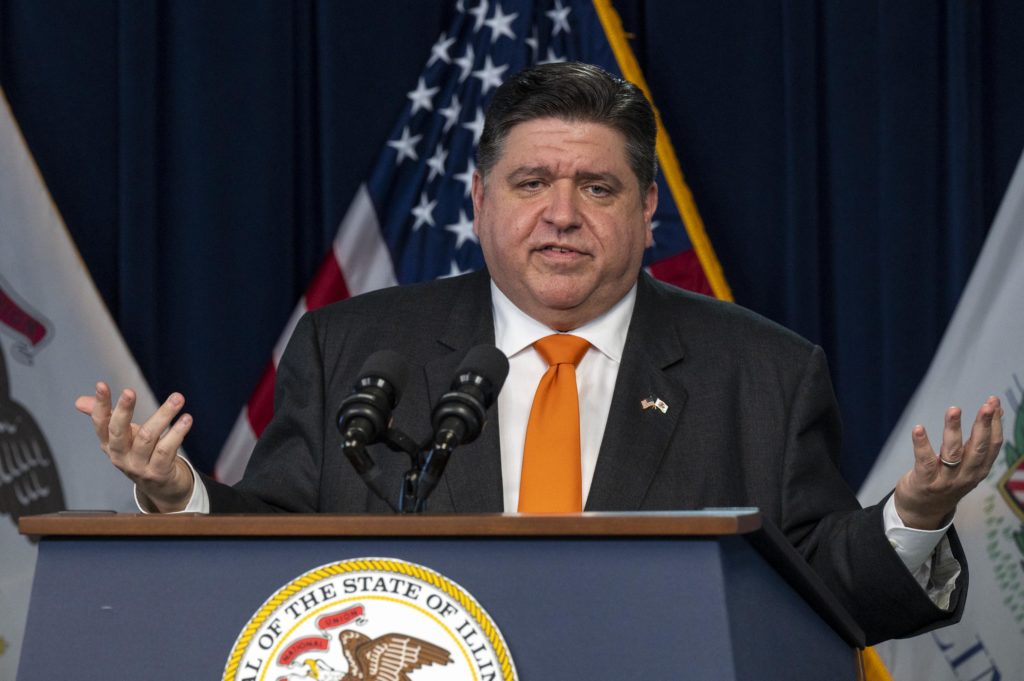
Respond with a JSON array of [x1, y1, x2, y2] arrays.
[[496, 117, 631, 172]]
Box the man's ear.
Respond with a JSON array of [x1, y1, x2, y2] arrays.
[[471, 170, 485, 236], [643, 182, 658, 248]]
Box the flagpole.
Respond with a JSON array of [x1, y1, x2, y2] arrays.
[[591, 0, 733, 302]]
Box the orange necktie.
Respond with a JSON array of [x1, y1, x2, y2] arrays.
[[518, 334, 590, 513]]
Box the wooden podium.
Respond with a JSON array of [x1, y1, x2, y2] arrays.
[[18, 511, 865, 680]]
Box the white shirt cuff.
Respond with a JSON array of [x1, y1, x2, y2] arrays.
[[133, 455, 211, 514], [883, 495, 960, 609]]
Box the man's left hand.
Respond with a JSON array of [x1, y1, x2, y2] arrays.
[[894, 396, 1003, 530]]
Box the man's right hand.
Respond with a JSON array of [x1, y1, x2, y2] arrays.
[[74, 382, 195, 513]]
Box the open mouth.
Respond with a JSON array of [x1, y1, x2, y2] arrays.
[[537, 244, 587, 256]]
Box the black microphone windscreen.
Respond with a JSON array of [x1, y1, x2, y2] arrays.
[[357, 349, 410, 395], [457, 345, 510, 390]]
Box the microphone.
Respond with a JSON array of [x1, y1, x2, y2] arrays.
[[431, 344, 509, 448], [336, 349, 409, 447], [415, 345, 509, 506], [336, 350, 409, 511]]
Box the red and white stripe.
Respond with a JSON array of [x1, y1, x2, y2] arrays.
[[1005, 466, 1024, 509]]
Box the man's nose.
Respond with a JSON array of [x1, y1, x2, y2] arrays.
[[542, 182, 581, 230]]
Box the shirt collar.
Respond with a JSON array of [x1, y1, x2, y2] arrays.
[[490, 280, 637, 363]]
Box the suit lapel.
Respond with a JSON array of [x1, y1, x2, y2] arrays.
[[426, 272, 505, 512], [585, 275, 688, 511]]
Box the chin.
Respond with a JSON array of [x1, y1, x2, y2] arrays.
[[532, 287, 589, 312]]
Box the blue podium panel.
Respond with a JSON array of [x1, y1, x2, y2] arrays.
[[19, 532, 856, 680]]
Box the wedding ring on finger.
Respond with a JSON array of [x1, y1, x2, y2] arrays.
[[939, 456, 962, 468]]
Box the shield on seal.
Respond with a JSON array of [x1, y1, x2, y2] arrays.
[[999, 453, 1024, 522]]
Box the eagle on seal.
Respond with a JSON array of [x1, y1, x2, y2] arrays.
[[337, 629, 452, 681], [278, 630, 452, 681], [0, 348, 66, 530]]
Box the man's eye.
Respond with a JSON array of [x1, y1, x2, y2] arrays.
[[586, 185, 611, 197], [520, 180, 544, 190]]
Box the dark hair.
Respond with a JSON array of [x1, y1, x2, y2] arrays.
[[477, 62, 658, 190]]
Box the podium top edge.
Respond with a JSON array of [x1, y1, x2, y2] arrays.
[[19, 509, 762, 538]]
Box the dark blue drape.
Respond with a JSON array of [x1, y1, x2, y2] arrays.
[[625, 1, 1024, 483], [2, 1, 1023, 487]]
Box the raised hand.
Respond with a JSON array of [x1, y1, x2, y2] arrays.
[[75, 382, 195, 512], [894, 396, 1003, 529]]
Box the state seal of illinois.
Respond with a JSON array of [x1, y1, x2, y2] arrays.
[[223, 557, 517, 681]]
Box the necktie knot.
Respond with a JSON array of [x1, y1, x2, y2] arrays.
[[534, 334, 590, 367]]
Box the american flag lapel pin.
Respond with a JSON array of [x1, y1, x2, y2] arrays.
[[641, 396, 669, 414]]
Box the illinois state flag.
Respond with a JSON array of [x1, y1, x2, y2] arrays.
[[216, 0, 730, 483], [859, 147, 1024, 680], [0, 90, 161, 679]]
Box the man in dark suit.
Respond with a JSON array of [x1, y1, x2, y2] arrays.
[[77, 62, 1002, 644]]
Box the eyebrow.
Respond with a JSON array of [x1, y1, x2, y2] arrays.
[[505, 166, 625, 190], [505, 166, 552, 184]]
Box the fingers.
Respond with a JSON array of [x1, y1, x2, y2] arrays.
[[134, 393, 189, 471], [112, 393, 194, 487], [938, 406, 964, 466], [911, 424, 936, 469], [87, 382, 115, 448], [909, 398, 1002, 478], [115, 392, 184, 471], [152, 413, 193, 472], [74, 395, 96, 414], [932, 398, 1003, 473], [992, 401, 1004, 454], [963, 396, 1001, 473], [927, 396, 1003, 481], [106, 388, 138, 457], [80, 383, 193, 465]]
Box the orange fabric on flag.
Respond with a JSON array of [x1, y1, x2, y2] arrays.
[[861, 647, 893, 681], [518, 334, 590, 513]]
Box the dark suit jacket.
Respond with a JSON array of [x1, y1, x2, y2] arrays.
[[202, 270, 965, 644]]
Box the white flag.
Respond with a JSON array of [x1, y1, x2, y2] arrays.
[[0, 90, 159, 679], [859, 148, 1024, 680]]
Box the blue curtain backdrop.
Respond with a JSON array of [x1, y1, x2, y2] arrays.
[[1, 1, 1022, 488]]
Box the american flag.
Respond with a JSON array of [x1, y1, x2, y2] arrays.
[[215, 0, 727, 482]]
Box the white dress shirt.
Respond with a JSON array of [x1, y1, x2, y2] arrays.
[[490, 280, 636, 512]]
